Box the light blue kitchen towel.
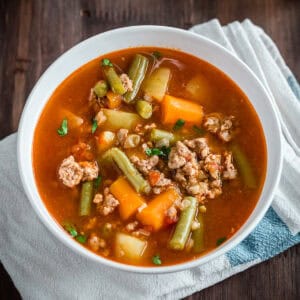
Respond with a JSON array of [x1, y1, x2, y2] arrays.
[[0, 19, 300, 299]]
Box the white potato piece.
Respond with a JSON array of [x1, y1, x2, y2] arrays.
[[60, 109, 84, 129], [102, 109, 142, 131], [186, 74, 212, 103], [143, 67, 171, 101], [115, 232, 147, 260]]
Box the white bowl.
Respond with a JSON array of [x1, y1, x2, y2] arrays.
[[17, 25, 282, 274]]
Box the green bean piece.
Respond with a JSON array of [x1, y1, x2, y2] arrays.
[[192, 212, 204, 253], [124, 54, 149, 103], [102, 147, 150, 194], [169, 196, 198, 250], [63, 222, 78, 237], [135, 100, 152, 119], [93, 80, 108, 98], [150, 128, 175, 144], [102, 67, 127, 95], [231, 144, 257, 189], [79, 181, 94, 216], [75, 235, 87, 244]]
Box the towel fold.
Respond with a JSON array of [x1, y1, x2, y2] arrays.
[[0, 19, 299, 299]]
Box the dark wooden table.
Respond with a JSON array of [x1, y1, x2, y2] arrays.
[[0, 0, 299, 299]]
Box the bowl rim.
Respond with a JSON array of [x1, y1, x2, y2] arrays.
[[17, 25, 283, 274]]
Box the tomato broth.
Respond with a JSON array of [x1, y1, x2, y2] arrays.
[[33, 48, 266, 266]]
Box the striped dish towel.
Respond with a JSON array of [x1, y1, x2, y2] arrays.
[[0, 19, 299, 299]]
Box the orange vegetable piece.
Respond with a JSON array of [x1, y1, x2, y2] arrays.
[[71, 142, 94, 161], [110, 177, 145, 220], [161, 95, 203, 125], [148, 170, 161, 186], [95, 131, 115, 152], [136, 188, 180, 231], [106, 91, 122, 109]]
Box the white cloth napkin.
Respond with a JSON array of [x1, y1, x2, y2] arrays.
[[1, 19, 300, 300]]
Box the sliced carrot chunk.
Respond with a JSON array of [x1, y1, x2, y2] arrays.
[[136, 188, 180, 231], [161, 95, 203, 125], [110, 177, 145, 220]]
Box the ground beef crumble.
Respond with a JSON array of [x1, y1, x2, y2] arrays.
[[165, 206, 178, 224], [151, 172, 173, 194], [96, 187, 119, 216], [129, 135, 238, 204], [203, 113, 235, 142], [79, 161, 99, 181], [120, 73, 133, 92], [88, 233, 106, 251], [58, 155, 98, 188], [116, 128, 129, 146], [222, 151, 237, 180], [94, 110, 107, 126], [130, 155, 159, 176], [58, 155, 83, 188], [125, 221, 139, 232], [166, 138, 237, 201]]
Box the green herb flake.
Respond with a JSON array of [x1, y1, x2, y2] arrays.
[[75, 235, 87, 244], [193, 125, 205, 135], [152, 254, 162, 265], [145, 147, 170, 159], [173, 119, 185, 131], [145, 148, 152, 156], [145, 148, 163, 156], [160, 146, 171, 159], [216, 237, 227, 246], [63, 223, 78, 238], [57, 118, 68, 136], [152, 51, 162, 60], [101, 58, 113, 67], [94, 175, 102, 190], [91, 119, 98, 134]]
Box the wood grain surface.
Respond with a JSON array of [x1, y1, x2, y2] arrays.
[[0, 0, 299, 299]]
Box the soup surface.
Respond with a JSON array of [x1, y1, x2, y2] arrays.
[[33, 48, 266, 267]]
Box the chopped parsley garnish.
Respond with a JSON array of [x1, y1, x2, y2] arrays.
[[173, 119, 185, 131], [152, 254, 162, 265], [63, 223, 78, 237], [94, 175, 102, 190], [57, 118, 68, 136], [145, 146, 170, 159], [160, 146, 171, 159], [192, 125, 205, 135], [152, 51, 162, 60], [75, 235, 87, 244], [91, 119, 98, 134], [216, 237, 227, 246], [101, 58, 113, 67], [145, 148, 163, 156]]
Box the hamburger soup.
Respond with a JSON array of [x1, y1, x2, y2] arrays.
[[33, 48, 266, 266]]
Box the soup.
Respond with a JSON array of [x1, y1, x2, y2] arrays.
[[33, 48, 266, 266]]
